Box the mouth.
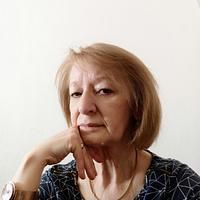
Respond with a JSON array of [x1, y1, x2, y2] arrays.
[[78, 123, 104, 132]]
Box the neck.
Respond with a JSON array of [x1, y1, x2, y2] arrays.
[[94, 143, 137, 184], [89, 143, 138, 200], [79, 145, 152, 200]]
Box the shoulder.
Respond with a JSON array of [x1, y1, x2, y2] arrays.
[[151, 153, 200, 183], [139, 151, 200, 199], [39, 160, 82, 200]]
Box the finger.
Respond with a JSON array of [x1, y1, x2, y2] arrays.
[[73, 143, 86, 179], [69, 126, 96, 179], [82, 146, 97, 180], [68, 127, 86, 179]]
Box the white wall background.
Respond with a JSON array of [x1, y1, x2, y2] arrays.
[[0, 0, 199, 191]]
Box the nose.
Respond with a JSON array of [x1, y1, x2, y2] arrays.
[[78, 92, 97, 115]]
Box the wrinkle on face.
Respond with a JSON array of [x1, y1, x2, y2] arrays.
[[68, 63, 132, 147]]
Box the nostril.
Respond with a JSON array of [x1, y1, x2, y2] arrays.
[[79, 105, 97, 115], [78, 102, 96, 115]]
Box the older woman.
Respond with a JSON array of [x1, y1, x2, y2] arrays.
[[1, 43, 200, 199]]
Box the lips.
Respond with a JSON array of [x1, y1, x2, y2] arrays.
[[78, 123, 104, 132], [79, 123, 103, 127]]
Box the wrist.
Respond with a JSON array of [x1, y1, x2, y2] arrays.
[[1, 181, 38, 200]]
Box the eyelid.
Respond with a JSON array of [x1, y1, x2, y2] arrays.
[[97, 88, 114, 95], [70, 87, 114, 97], [70, 91, 82, 97]]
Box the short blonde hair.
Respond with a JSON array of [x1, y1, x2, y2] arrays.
[[56, 43, 161, 149]]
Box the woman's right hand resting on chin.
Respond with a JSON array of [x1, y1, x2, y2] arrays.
[[12, 127, 98, 191]]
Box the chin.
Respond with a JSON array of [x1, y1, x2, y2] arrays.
[[80, 131, 108, 147]]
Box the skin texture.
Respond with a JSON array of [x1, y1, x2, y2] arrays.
[[69, 63, 131, 147]]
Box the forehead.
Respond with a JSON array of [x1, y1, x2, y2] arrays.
[[68, 62, 131, 99], [69, 63, 118, 85]]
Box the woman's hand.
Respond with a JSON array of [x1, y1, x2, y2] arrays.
[[32, 127, 97, 179], [12, 127, 97, 191]]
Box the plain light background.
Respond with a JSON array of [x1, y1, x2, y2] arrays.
[[0, 0, 199, 191]]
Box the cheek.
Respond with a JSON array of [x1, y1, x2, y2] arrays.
[[104, 104, 130, 134], [115, 106, 130, 130]]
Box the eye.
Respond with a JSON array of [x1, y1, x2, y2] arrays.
[[70, 92, 82, 98], [97, 88, 113, 95]]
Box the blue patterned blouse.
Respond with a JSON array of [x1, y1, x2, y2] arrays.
[[38, 152, 200, 199]]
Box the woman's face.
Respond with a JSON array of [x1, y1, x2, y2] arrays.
[[69, 62, 131, 147]]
